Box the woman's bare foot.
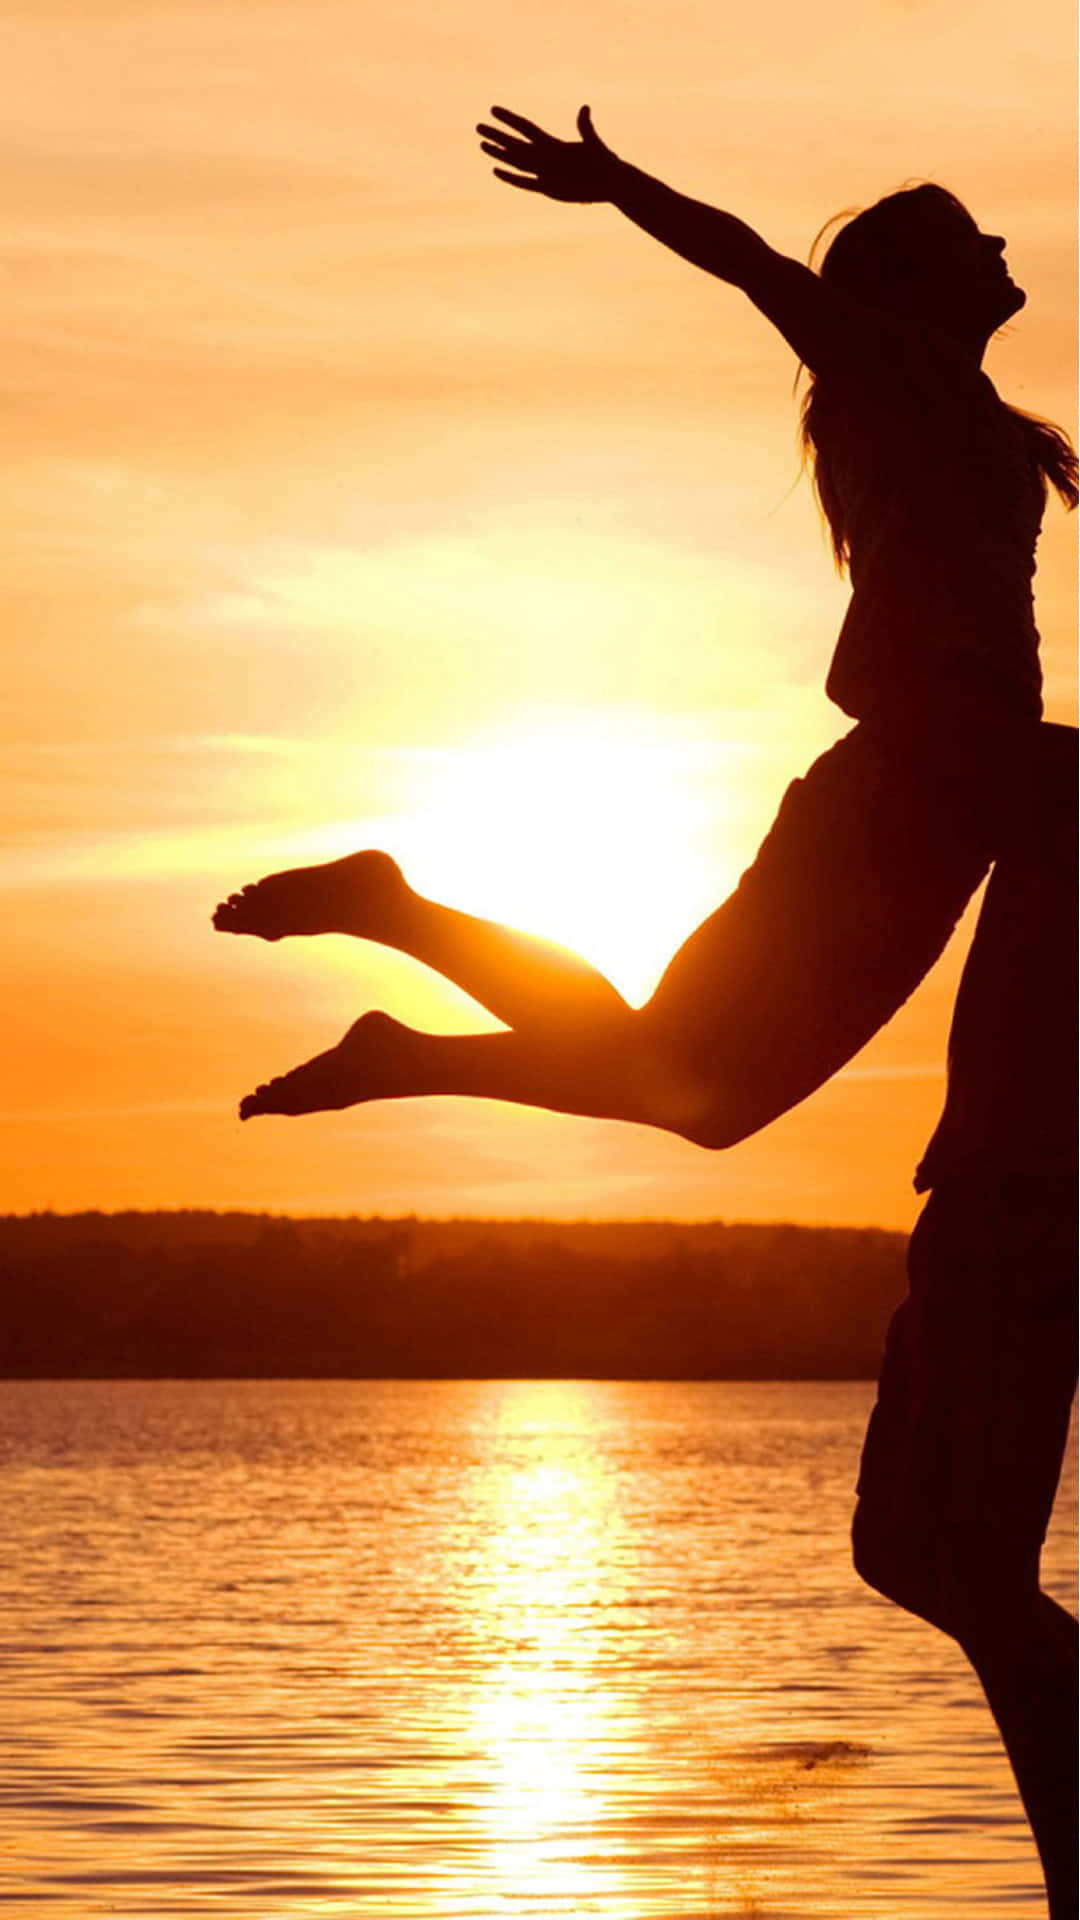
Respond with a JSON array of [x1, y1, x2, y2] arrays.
[[213, 849, 408, 942], [239, 1011, 416, 1118]]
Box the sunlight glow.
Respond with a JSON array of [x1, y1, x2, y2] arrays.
[[321, 710, 745, 1004]]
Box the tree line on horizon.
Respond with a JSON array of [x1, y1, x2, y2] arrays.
[[0, 1210, 908, 1380]]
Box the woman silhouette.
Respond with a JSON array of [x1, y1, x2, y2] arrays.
[[214, 105, 1076, 1147]]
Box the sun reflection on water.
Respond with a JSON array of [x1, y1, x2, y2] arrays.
[[460, 1382, 640, 1911]]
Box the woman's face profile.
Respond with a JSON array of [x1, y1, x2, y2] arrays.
[[825, 188, 1027, 349], [902, 194, 1026, 341]]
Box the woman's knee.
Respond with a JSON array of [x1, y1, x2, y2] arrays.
[[644, 1073, 759, 1151], [628, 1014, 760, 1149], [616, 1013, 718, 1145], [637, 1004, 842, 1149]]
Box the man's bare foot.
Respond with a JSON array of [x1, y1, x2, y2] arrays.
[[239, 1011, 416, 1118], [213, 849, 408, 942]]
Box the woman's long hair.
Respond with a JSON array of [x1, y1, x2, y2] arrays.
[[799, 183, 1078, 568]]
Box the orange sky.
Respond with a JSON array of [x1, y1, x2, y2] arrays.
[[4, 0, 1076, 1226]]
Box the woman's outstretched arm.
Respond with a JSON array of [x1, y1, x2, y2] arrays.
[[477, 104, 855, 374]]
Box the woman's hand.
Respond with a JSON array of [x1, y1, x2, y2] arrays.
[[476, 105, 617, 203]]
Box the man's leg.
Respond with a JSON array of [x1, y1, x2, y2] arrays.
[[852, 1178, 1078, 1918], [953, 1588, 1078, 1920]]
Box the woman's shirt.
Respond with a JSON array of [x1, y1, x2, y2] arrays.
[[814, 324, 1046, 725]]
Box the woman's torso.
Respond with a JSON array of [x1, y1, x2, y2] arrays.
[[816, 328, 1046, 725]]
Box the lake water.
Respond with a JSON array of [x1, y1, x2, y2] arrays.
[[0, 1378, 1075, 1918]]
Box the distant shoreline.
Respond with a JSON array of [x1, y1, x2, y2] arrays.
[[1, 1211, 907, 1382], [1, 1207, 904, 1230]]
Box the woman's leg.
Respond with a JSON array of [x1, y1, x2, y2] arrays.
[[215, 853, 721, 1139], [214, 850, 631, 1035], [236, 1007, 715, 1142], [214, 851, 834, 1144], [217, 730, 992, 1144]]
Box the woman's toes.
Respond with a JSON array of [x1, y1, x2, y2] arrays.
[[212, 894, 251, 929]]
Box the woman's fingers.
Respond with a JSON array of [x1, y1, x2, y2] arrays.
[[482, 145, 543, 177], [479, 104, 600, 200], [481, 147, 541, 177], [492, 169, 545, 192], [477, 130, 538, 164], [476, 123, 523, 147], [489, 104, 550, 141]]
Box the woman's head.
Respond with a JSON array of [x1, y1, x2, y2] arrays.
[[800, 182, 1076, 568], [816, 183, 1025, 350]]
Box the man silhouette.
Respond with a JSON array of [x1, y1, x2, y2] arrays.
[[852, 722, 1078, 1919]]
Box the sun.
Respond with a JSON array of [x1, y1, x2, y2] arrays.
[[363, 707, 744, 1006]]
